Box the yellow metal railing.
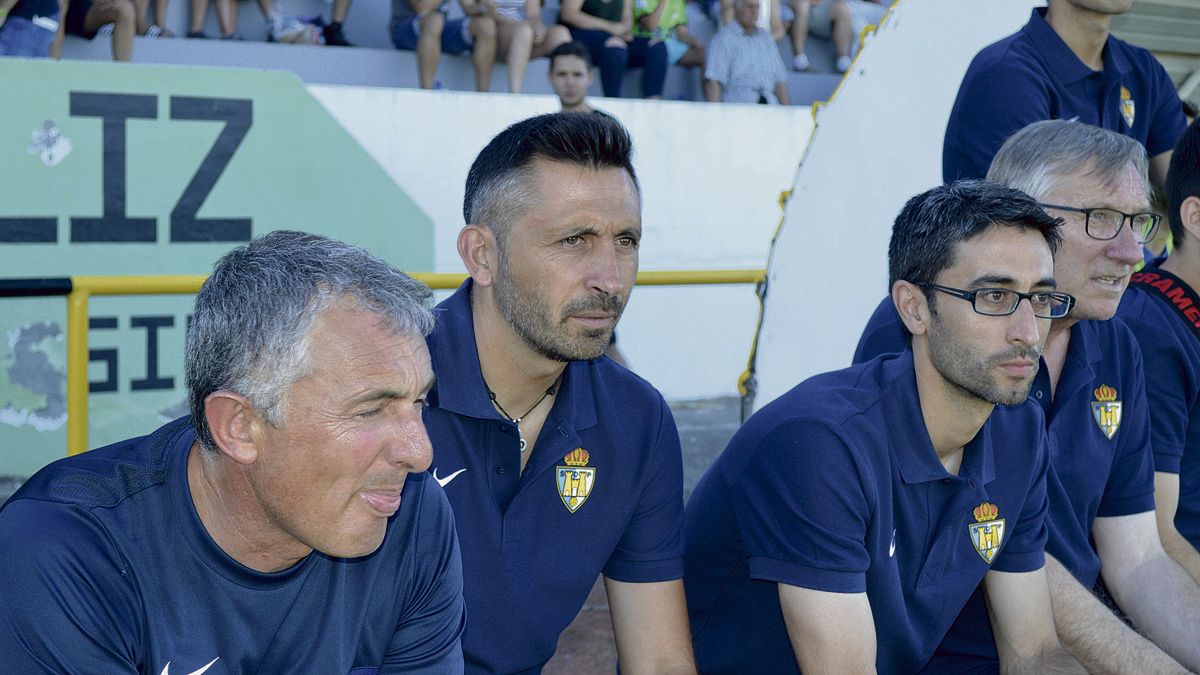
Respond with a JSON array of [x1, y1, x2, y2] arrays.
[[53, 270, 765, 456]]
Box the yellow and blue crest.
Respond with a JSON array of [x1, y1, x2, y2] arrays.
[[556, 447, 596, 513], [968, 502, 1005, 564], [1091, 384, 1122, 440], [1120, 86, 1136, 128]]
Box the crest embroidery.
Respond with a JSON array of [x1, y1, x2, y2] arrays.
[[1119, 86, 1136, 128], [556, 448, 596, 513], [1091, 384, 1122, 440], [968, 502, 1006, 564]]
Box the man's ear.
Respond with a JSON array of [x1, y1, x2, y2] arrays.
[[204, 391, 262, 465], [457, 225, 498, 288], [893, 280, 932, 337], [1180, 196, 1200, 243]]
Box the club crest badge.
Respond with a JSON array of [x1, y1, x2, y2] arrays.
[[1091, 384, 1122, 440], [968, 502, 1005, 565], [556, 448, 596, 513], [1119, 86, 1136, 128]]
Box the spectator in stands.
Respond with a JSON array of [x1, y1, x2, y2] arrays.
[[943, 0, 1187, 189], [705, 0, 788, 105], [489, 0, 570, 93], [134, 0, 172, 36], [322, 0, 353, 45], [390, 0, 497, 92], [718, 0, 781, 43], [549, 40, 596, 112], [187, 0, 274, 39], [63, 0, 136, 60], [633, 0, 705, 76], [1117, 117, 1200, 584], [561, 0, 668, 99], [787, 0, 884, 73], [0, 0, 64, 56]]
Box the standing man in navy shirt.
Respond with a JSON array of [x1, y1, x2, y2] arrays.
[[685, 181, 1083, 673], [0, 231, 466, 673], [856, 120, 1200, 672], [424, 112, 696, 673], [1118, 117, 1200, 583], [943, 0, 1185, 188]]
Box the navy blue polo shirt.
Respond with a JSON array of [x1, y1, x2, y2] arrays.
[[943, 7, 1186, 183], [684, 351, 1050, 673], [1118, 271, 1200, 549], [424, 280, 686, 674], [854, 298, 1156, 667]]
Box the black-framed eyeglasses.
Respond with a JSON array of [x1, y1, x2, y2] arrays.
[[915, 282, 1075, 319], [1038, 203, 1161, 244]]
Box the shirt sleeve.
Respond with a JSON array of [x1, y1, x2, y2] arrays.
[[383, 481, 466, 674], [733, 418, 873, 593], [1142, 54, 1188, 158], [942, 51, 1054, 183], [0, 500, 142, 674], [1123, 312, 1192, 474], [992, 420, 1050, 573], [603, 394, 685, 582], [1097, 331, 1157, 517], [704, 32, 731, 86]]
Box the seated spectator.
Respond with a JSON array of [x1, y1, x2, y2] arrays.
[[561, 0, 667, 99], [633, 0, 704, 73], [63, 0, 136, 60], [390, 0, 497, 91], [705, 0, 788, 105], [134, 0, 172, 36], [788, 0, 885, 73], [718, 0, 782, 41], [548, 40, 597, 111], [490, 0, 570, 93], [0, 0, 64, 56], [322, 0, 353, 45], [187, 0, 274, 39]]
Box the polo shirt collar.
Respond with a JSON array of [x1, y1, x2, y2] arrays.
[[1023, 7, 1126, 85], [881, 350, 997, 486], [428, 279, 598, 431], [1049, 319, 1105, 409]]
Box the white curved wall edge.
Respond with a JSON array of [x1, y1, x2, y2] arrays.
[[751, 0, 1044, 412], [306, 87, 814, 399]]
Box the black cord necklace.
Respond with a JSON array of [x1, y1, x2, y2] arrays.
[[487, 380, 559, 453]]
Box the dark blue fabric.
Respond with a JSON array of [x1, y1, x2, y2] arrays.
[[854, 299, 1157, 668], [628, 36, 668, 97], [0, 13, 56, 56], [6, 0, 58, 21], [685, 351, 1050, 674], [425, 280, 685, 674], [570, 27, 628, 97], [0, 418, 465, 673], [942, 7, 1186, 183]]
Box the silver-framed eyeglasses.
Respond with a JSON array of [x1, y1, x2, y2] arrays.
[[1037, 203, 1161, 244], [915, 282, 1075, 319]]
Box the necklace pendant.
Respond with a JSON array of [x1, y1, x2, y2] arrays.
[[518, 437, 528, 452]]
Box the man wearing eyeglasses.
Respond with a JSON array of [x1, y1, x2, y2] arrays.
[[855, 120, 1200, 672], [1117, 117, 1200, 584], [684, 181, 1084, 673]]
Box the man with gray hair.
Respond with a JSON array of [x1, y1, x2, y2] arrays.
[[0, 230, 466, 673], [855, 120, 1200, 672]]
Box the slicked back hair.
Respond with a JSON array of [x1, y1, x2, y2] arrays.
[[186, 230, 434, 451], [889, 180, 1063, 293], [987, 119, 1150, 201], [1167, 117, 1200, 250], [549, 40, 593, 70], [462, 112, 638, 251]]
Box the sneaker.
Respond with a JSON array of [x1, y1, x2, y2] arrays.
[[792, 53, 809, 71], [96, 22, 115, 36], [835, 55, 852, 73], [220, 32, 244, 40], [322, 23, 353, 46], [186, 30, 209, 38]]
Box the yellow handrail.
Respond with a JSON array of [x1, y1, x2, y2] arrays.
[[62, 269, 765, 455]]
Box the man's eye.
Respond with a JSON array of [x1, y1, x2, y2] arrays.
[[1029, 292, 1053, 308], [563, 235, 583, 246], [358, 407, 383, 419], [980, 290, 1010, 303], [617, 236, 638, 248]]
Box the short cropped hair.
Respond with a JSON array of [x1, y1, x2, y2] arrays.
[[186, 230, 434, 451], [987, 119, 1150, 201], [549, 40, 593, 70], [889, 180, 1063, 289], [462, 113, 638, 248], [1167, 117, 1200, 250]]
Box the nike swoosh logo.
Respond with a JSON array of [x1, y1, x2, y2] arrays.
[[160, 657, 219, 675], [433, 468, 466, 488], [889, 529, 897, 558]]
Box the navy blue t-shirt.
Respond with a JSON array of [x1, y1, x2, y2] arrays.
[[0, 417, 466, 674], [425, 281, 686, 674], [8, 0, 60, 21], [684, 351, 1050, 673], [943, 7, 1186, 183], [1118, 269, 1200, 549], [854, 298, 1156, 667]]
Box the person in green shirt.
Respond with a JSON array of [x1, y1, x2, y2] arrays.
[[632, 0, 703, 69]]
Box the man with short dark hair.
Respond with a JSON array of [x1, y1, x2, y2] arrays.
[[856, 120, 1200, 672], [424, 112, 695, 673], [0, 231, 466, 673], [1118, 116, 1200, 583], [686, 180, 1081, 673], [549, 40, 596, 112]]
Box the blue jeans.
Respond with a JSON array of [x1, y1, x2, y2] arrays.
[[0, 14, 58, 57]]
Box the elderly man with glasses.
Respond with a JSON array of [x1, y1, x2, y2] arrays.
[[685, 180, 1083, 673], [855, 120, 1200, 673]]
